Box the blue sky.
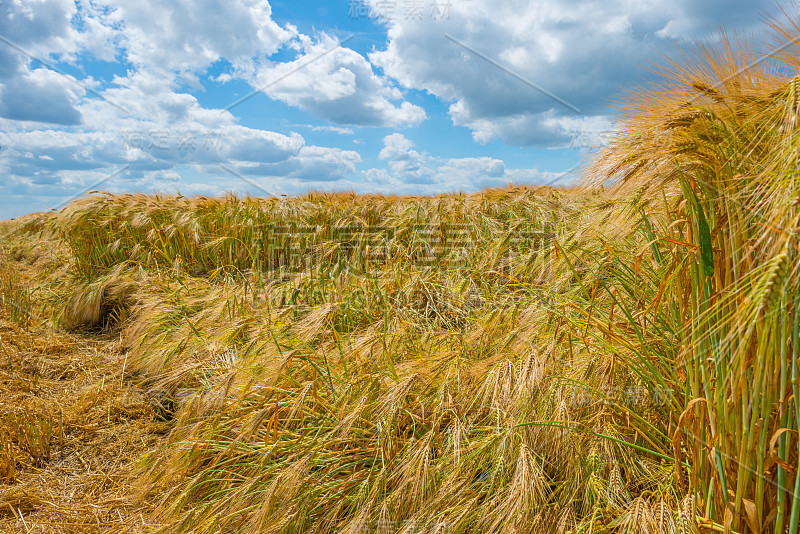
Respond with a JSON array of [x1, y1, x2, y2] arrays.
[[0, 0, 781, 218]]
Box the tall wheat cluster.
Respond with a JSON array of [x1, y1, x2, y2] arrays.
[[5, 15, 800, 534]]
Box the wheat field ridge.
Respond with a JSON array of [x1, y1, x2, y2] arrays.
[[1, 17, 800, 534]]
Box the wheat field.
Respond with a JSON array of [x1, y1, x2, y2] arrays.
[[1, 16, 799, 534]]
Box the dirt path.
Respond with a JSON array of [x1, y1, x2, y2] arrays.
[[0, 311, 166, 533]]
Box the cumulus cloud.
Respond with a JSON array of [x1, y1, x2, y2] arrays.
[[0, 0, 81, 73], [0, 73, 354, 183], [77, 2, 424, 129], [103, 0, 295, 75], [0, 67, 84, 124], [378, 132, 414, 159], [368, 0, 770, 146], [377, 133, 432, 183], [0, 1, 379, 210], [232, 145, 362, 182], [251, 34, 426, 127], [0, 1, 89, 124], [367, 133, 546, 192], [0, 0, 775, 218]]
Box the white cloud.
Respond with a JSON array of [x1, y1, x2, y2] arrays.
[[377, 133, 432, 183], [0, 0, 81, 68], [0, 67, 84, 124], [0, 66, 358, 194], [368, 0, 769, 147], [0, 0, 775, 218], [103, 0, 295, 75], [0, 0, 368, 204], [0, 0, 427, 213], [251, 33, 426, 127], [231, 145, 362, 182], [0, 1, 90, 124], [378, 132, 414, 159], [437, 157, 506, 179], [367, 133, 547, 192], [88, 3, 424, 128]]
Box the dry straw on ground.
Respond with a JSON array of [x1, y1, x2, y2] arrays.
[[0, 232, 165, 534]]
